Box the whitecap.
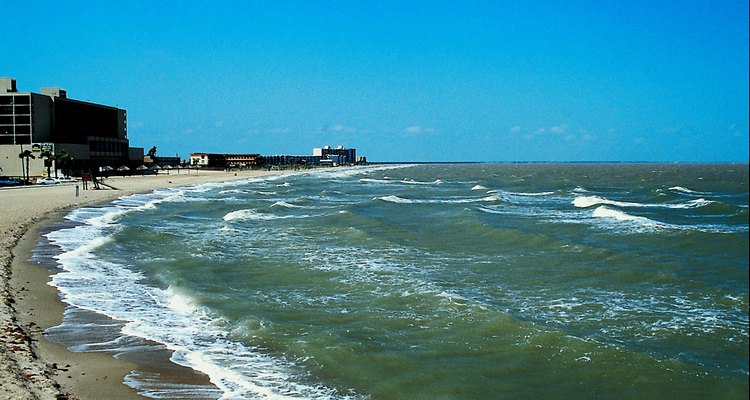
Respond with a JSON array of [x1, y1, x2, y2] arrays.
[[360, 178, 393, 184], [669, 186, 709, 195], [375, 195, 415, 204], [572, 196, 611, 208], [223, 209, 285, 221], [590, 206, 671, 233], [477, 206, 506, 215], [573, 195, 653, 209], [375, 195, 499, 204], [673, 198, 715, 209], [400, 178, 443, 185], [270, 201, 307, 209], [573, 195, 715, 210], [592, 206, 651, 222], [505, 191, 555, 197], [165, 285, 203, 315]]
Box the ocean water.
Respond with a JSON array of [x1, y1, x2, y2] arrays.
[[35, 164, 748, 399]]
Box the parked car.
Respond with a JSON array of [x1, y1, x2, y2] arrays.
[[36, 177, 60, 185], [0, 177, 23, 187], [57, 176, 76, 182]]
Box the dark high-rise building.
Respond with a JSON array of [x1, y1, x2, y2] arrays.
[[0, 78, 142, 177]]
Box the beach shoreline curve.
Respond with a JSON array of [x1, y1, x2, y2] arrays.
[[1, 170, 284, 399]]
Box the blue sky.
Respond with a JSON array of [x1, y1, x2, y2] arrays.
[[2, 1, 747, 162]]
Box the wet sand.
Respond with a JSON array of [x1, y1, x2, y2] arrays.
[[0, 170, 282, 399]]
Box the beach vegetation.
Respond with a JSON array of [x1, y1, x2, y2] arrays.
[[40, 150, 54, 178], [17, 149, 35, 182], [54, 150, 73, 178]]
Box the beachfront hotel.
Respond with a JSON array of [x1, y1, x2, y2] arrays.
[[0, 78, 143, 178]]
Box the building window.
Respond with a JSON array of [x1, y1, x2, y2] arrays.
[[14, 135, 31, 144], [14, 105, 31, 115]]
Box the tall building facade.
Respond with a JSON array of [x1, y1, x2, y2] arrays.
[[313, 145, 356, 165], [0, 78, 141, 177]]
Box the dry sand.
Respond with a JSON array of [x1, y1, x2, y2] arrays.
[[1, 170, 283, 399]]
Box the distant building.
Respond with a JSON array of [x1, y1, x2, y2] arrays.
[[260, 154, 320, 166], [0, 77, 142, 177], [151, 156, 181, 167], [313, 145, 356, 165], [224, 153, 261, 168], [188, 146, 358, 169], [189, 153, 226, 168]]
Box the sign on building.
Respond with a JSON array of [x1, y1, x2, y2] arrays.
[[32, 143, 54, 152]]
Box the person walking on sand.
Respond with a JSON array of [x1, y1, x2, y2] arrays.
[[82, 172, 90, 190]]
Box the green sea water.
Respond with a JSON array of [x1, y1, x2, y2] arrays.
[[43, 164, 748, 399]]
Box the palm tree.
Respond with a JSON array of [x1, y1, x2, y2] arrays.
[[18, 150, 35, 182], [54, 150, 72, 178], [40, 150, 54, 178]]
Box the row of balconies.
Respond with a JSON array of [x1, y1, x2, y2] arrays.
[[0, 106, 31, 114], [0, 95, 30, 105]]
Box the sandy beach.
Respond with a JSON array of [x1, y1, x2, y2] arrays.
[[1, 170, 282, 399]]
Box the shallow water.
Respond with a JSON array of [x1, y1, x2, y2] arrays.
[[37, 164, 748, 399]]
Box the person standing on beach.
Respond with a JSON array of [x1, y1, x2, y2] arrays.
[[82, 172, 90, 190]]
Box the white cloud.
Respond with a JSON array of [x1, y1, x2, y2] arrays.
[[550, 125, 567, 134], [403, 126, 436, 135], [316, 124, 358, 134], [510, 126, 521, 133], [331, 124, 357, 134], [181, 124, 202, 135], [269, 127, 292, 134], [214, 120, 224, 128]]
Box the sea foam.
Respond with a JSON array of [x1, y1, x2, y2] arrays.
[[375, 195, 499, 204], [46, 192, 352, 400], [573, 195, 715, 210]]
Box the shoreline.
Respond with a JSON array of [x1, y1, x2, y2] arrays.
[[1, 170, 284, 399]]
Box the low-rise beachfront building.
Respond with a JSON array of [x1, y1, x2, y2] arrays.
[[188, 153, 261, 168], [152, 156, 181, 167], [188, 146, 359, 170], [189, 153, 226, 168], [224, 153, 261, 168], [0, 78, 142, 178], [261, 154, 320, 166]]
